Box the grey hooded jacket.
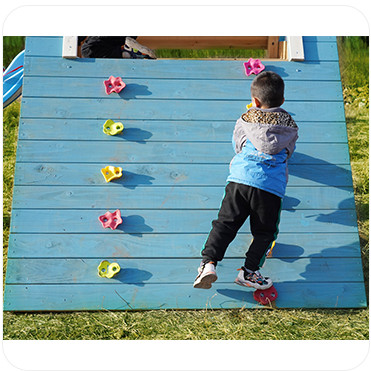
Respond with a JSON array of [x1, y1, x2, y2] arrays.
[[227, 107, 299, 198]]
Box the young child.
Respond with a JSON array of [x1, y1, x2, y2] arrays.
[[193, 71, 298, 290]]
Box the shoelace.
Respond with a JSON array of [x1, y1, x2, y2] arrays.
[[251, 272, 265, 284], [238, 268, 266, 284]]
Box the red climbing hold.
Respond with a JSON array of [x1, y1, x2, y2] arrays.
[[103, 76, 126, 94], [98, 209, 123, 230], [253, 285, 278, 305]]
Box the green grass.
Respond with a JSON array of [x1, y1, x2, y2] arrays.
[[2, 36, 25, 69], [2, 308, 369, 340], [155, 48, 266, 59], [337, 36, 369, 87], [2, 37, 369, 340], [338, 36, 369, 294], [3, 100, 20, 289]]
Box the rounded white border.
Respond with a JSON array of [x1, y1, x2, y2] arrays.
[[2, 3, 370, 36], [1, 2, 370, 371]]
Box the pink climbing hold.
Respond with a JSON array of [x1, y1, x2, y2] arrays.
[[98, 209, 123, 230], [103, 76, 126, 94], [253, 285, 278, 305], [243, 58, 265, 77]]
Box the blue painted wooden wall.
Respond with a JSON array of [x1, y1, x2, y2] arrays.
[[4, 36, 366, 310]]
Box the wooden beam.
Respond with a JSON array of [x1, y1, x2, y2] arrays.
[[287, 36, 305, 61], [62, 36, 78, 59], [267, 36, 279, 58], [136, 36, 269, 50], [279, 40, 287, 60]]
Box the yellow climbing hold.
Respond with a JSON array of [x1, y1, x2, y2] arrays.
[[103, 119, 124, 136], [101, 165, 123, 182], [98, 260, 121, 278], [266, 240, 276, 258], [246, 102, 253, 110]]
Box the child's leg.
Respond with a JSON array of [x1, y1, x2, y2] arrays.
[[201, 182, 251, 264], [244, 188, 282, 271]]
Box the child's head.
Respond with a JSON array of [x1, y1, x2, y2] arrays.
[[250, 71, 285, 109]]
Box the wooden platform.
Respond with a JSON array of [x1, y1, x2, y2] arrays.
[[4, 36, 366, 310]]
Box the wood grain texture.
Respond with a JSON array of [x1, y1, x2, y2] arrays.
[[25, 36, 340, 62], [24, 57, 341, 81], [7, 232, 361, 259], [135, 36, 270, 49], [16, 141, 350, 164], [4, 36, 366, 311], [10, 209, 358, 234], [4, 282, 367, 311], [12, 185, 355, 210], [22, 76, 343, 101], [267, 36, 280, 58], [14, 163, 353, 187], [18, 119, 348, 142], [5, 257, 364, 284], [20, 98, 346, 122]]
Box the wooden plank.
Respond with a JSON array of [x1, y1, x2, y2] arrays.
[[22, 76, 344, 101], [287, 37, 305, 61], [303, 36, 337, 42], [7, 36, 364, 313], [15, 141, 351, 164], [278, 41, 287, 60], [3, 282, 367, 311], [25, 36, 62, 56], [7, 232, 362, 259], [20, 98, 346, 122], [9, 209, 359, 234], [267, 37, 279, 58], [62, 36, 78, 59], [26, 36, 339, 60], [26, 36, 270, 56], [5, 257, 364, 285], [18, 119, 348, 143], [136, 36, 269, 49], [14, 163, 353, 187], [23, 57, 342, 81], [303, 40, 339, 61], [12, 186, 355, 210]]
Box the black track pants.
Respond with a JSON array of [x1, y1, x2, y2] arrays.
[[201, 182, 282, 271]]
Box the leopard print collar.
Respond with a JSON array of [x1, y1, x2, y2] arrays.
[[241, 108, 297, 128]]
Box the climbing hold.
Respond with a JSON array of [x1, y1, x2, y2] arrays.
[[103, 76, 126, 94], [103, 119, 124, 136], [243, 58, 265, 77], [98, 260, 121, 278], [98, 209, 123, 230], [101, 165, 123, 183], [246, 102, 253, 110], [253, 285, 278, 305]]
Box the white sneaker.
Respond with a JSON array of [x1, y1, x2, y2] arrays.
[[124, 37, 157, 59], [234, 267, 273, 290], [193, 262, 217, 289]]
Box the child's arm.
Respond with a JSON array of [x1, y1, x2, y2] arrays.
[[286, 132, 298, 159], [233, 119, 247, 154]]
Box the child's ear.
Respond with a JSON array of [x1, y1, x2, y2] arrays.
[[252, 97, 261, 107]]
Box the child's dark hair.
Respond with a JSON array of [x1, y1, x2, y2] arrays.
[[250, 71, 284, 108]]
